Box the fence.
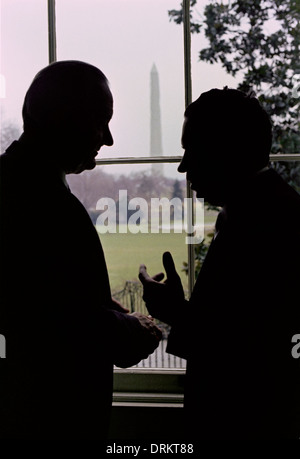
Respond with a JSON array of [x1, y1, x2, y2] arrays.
[[112, 281, 186, 369]]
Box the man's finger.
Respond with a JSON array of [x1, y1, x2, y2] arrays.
[[152, 272, 164, 282], [162, 251, 178, 279], [139, 264, 151, 284]]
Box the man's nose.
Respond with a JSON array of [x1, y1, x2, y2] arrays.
[[104, 126, 113, 146], [177, 151, 188, 173]]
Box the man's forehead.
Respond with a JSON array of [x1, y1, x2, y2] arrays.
[[94, 84, 113, 118], [181, 116, 195, 147]]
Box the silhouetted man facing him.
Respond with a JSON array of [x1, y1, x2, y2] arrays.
[[139, 88, 300, 439], [0, 61, 161, 439]]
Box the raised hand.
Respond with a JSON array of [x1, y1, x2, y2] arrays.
[[139, 251, 186, 325]]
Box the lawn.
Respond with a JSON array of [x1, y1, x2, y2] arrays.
[[98, 230, 190, 294], [98, 217, 217, 294]]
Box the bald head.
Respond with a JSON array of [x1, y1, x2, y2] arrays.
[[23, 60, 112, 137], [21, 60, 113, 173]]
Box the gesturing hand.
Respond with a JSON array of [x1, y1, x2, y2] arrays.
[[139, 251, 186, 326]]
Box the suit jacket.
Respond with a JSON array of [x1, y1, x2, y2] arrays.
[[0, 140, 140, 438], [168, 168, 300, 439]]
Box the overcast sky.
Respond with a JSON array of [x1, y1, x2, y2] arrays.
[[1, 0, 239, 177]]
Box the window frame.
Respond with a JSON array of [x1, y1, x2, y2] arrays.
[[46, 0, 300, 403]]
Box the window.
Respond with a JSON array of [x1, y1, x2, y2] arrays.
[[2, 0, 300, 415]]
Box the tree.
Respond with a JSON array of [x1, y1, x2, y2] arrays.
[[0, 120, 21, 154], [169, 0, 300, 192], [67, 168, 117, 210], [171, 179, 184, 200]]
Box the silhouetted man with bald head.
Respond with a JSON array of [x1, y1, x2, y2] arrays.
[[140, 88, 300, 439], [0, 61, 161, 438]]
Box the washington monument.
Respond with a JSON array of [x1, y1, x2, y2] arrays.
[[150, 64, 163, 176]]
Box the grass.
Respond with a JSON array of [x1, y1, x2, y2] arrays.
[[98, 230, 190, 293], [98, 207, 218, 294]]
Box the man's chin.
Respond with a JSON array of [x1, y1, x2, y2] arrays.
[[85, 157, 97, 170], [195, 190, 223, 207], [73, 157, 97, 174], [205, 195, 224, 207]]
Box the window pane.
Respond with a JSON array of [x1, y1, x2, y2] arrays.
[[1, 0, 48, 152], [68, 162, 190, 368], [56, 0, 185, 163], [68, 163, 190, 289]]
